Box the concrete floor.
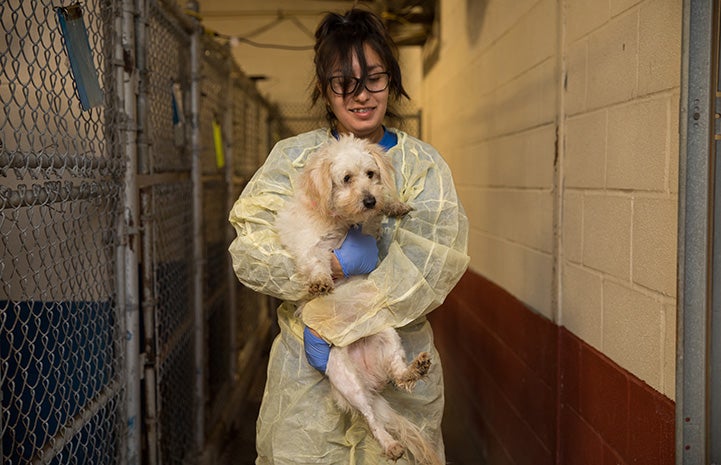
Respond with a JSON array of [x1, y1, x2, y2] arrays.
[[217, 355, 267, 465]]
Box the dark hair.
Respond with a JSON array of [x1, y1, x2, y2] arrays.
[[311, 9, 410, 126]]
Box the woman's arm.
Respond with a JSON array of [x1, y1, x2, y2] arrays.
[[228, 134, 327, 302]]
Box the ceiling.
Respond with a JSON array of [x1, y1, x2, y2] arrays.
[[196, 0, 436, 47], [193, 0, 435, 104]]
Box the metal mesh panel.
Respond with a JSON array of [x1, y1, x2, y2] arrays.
[[145, 182, 194, 357], [196, 35, 233, 414], [0, 1, 125, 464], [256, 103, 270, 165], [145, 1, 192, 173], [143, 181, 196, 465], [202, 179, 230, 400], [157, 328, 195, 465], [199, 37, 228, 176], [205, 289, 230, 400], [141, 5, 198, 464], [244, 98, 260, 175], [2, 1, 287, 462], [276, 102, 326, 138], [231, 83, 252, 179]]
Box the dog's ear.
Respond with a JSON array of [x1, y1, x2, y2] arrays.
[[369, 146, 399, 198], [299, 148, 334, 216]]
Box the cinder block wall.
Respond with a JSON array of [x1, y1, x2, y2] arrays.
[[561, 0, 680, 397], [424, 0, 680, 463]]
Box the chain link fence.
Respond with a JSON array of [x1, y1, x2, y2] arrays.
[[1, 1, 284, 464], [1, 1, 125, 464]]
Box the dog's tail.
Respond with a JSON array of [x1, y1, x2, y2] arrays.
[[374, 396, 445, 465]]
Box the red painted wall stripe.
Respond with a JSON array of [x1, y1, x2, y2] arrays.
[[430, 271, 675, 465]]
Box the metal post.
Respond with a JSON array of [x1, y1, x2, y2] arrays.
[[226, 69, 238, 384], [189, 14, 206, 452], [710, 3, 721, 462], [119, 0, 141, 462], [677, 0, 714, 463], [132, 1, 161, 463]]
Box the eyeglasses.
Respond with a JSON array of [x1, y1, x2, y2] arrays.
[[328, 72, 391, 96]]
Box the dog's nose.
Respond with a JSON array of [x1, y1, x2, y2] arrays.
[[363, 195, 376, 209]]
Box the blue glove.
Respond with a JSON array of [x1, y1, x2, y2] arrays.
[[303, 326, 331, 373], [333, 225, 379, 277]]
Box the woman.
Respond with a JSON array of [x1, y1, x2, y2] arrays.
[[229, 8, 469, 464]]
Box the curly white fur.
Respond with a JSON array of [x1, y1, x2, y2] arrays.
[[275, 134, 443, 464]]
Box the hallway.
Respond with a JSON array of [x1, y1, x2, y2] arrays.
[[4, 0, 717, 463]]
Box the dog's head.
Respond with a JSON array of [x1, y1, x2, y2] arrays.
[[298, 134, 399, 224]]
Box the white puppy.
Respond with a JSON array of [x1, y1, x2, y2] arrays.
[[276, 134, 443, 464]]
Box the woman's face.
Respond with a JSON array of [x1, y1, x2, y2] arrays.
[[327, 43, 388, 143]]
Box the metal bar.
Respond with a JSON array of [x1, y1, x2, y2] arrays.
[[199, 9, 344, 18], [711, 1, 721, 462], [0, 182, 117, 209], [120, 0, 142, 462], [0, 152, 118, 172], [678, 0, 714, 463], [189, 13, 206, 452], [31, 379, 124, 465], [112, 2, 129, 465], [134, 13, 156, 459], [140, 189, 160, 465], [136, 0, 149, 177], [225, 59, 238, 384], [200, 173, 226, 183], [137, 171, 192, 189]]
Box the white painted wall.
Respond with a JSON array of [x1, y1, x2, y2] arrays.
[[422, 0, 680, 399]]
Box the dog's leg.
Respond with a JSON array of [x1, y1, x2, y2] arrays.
[[302, 247, 335, 296], [395, 352, 432, 392], [382, 201, 412, 218], [327, 348, 405, 460], [373, 328, 432, 392]]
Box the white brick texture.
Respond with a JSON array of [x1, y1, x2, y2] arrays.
[[424, 0, 680, 397]]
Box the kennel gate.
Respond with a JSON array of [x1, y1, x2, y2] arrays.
[[0, 0, 126, 463], [1, 1, 282, 464]]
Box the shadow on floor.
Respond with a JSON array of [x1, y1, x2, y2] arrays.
[[217, 351, 268, 465]]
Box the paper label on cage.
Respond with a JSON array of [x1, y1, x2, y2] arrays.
[[213, 119, 225, 169], [56, 4, 103, 110]]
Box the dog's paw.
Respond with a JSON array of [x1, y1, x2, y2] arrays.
[[383, 441, 405, 461], [384, 201, 413, 218], [413, 351, 432, 377], [396, 352, 432, 392], [307, 276, 334, 296]]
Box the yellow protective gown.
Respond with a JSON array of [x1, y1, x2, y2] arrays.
[[228, 128, 469, 465]]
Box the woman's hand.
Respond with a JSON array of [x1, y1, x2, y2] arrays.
[[303, 326, 331, 373], [332, 225, 379, 277]]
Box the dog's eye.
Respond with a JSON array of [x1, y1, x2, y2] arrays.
[[367, 171, 375, 179], [343, 174, 352, 183]]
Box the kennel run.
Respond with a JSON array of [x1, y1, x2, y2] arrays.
[[0, 0, 287, 464]]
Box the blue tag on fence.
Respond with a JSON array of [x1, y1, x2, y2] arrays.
[[56, 3, 103, 110], [171, 82, 185, 146]]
